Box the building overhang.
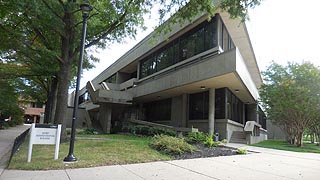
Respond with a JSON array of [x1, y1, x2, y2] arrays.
[[219, 11, 262, 87], [132, 48, 259, 103]]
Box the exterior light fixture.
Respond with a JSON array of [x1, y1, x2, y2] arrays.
[[235, 89, 240, 93], [200, 86, 206, 90], [64, 3, 93, 163]]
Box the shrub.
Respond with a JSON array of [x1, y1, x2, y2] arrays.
[[221, 139, 228, 144], [78, 128, 98, 135], [2, 122, 10, 129], [124, 125, 176, 137], [236, 148, 248, 154], [186, 131, 206, 143], [150, 135, 195, 155], [203, 135, 221, 147], [7, 120, 16, 127]]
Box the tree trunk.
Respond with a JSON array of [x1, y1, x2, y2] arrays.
[[44, 77, 58, 124], [296, 131, 303, 147], [54, 62, 72, 141], [54, 9, 76, 142], [311, 133, 315, 144]]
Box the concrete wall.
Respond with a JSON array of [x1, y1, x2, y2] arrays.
[[66, 107, 91, 128], [188, 120, 209, 132], [215, 119, 244, 141], [267, 120, 287, 140], [171, 95, 184, 127], [249, 129, 268, 144], [215, 119, 228, 140], [226, 120, 244, 141]]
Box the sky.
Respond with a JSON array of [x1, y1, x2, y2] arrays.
[[80, 0, 320, 88]]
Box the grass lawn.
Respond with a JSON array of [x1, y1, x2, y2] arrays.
[[251, 140, 320, 153], [9, 134, 171, 170]]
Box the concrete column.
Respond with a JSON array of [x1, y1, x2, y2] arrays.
[[208, 88, 215, 134], [171, 96, 181, 127], [181, 94, 188, 127], [99, 103, 112, 134]]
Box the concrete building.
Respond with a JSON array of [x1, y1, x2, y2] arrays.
[[72, 10, 267, 144]]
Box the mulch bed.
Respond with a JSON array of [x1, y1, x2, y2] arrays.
[[174, 144, 239, 160]]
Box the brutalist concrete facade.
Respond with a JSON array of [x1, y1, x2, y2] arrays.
[[71, 11, 267, 143]]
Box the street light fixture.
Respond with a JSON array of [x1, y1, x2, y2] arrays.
[[64, 3, 93, 162]]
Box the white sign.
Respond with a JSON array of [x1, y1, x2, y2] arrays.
[[27, 123, 61, 162]]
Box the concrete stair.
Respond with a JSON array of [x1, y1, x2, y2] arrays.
[[229, 131, 247, 144]]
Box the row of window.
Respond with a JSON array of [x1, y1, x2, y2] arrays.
[[145, 88, 244, 122], [99, 14, 235, 85], [139, 15, 235, 79], [215, 88, 244, 123], [140, 16, 218, 79]]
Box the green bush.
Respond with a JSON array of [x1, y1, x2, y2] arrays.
[[186, 131, 206, 143], [124, 125, 176, 137], [150, 135, 195, 155], [203, 135, 221, 147], [7, 120, 16, 127], [236, 148, 248, 154], [221, 139, 228, 144], [2, 122, 10, 129], [78, 128, 98, 135]]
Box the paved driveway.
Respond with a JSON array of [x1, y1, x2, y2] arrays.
[[1, 143, 320, 180]]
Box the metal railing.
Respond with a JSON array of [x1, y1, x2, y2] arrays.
[[9, 128, 30, 163]]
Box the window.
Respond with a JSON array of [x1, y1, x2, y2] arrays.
[[219, 19, 235, 52], [189, 91, 209, 120], [78, 91, 90, 104], [156, 45, 174, 71], [215, 88, 244, 123], [226, 88, 243, 124], [215, 88, 226, 119], [258, 107, 267, 129], [145, 98, 171, 121], [105, 74, 116, 83], [139, 16, 218, 79]]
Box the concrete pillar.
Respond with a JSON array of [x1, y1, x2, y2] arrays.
[[208, 88, 215, 134], [99, 103, 112, 134], [33, 116, 37, 123], [181, 94, 187, 127]]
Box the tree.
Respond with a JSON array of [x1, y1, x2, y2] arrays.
[[259, 62, 320, 147], [0, 0, 262, 139], [0, 79, 24, 123]]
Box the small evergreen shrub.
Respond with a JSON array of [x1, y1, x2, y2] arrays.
[[78, 128, 98, 135], [2, 122, 10, 129], [150, 135, 195, 155], [123, 125, 176, 137], [236, 148, 248, 154], [221, 139, 228, 144], [186, 131, 206, 143], [203, 135, 221, 147]]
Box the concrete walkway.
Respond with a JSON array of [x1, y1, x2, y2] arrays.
[[0, 125, 30, 175], [1, 141, 320, 180]]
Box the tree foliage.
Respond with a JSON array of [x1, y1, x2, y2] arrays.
[[0, 79, 24, 121], [0, 0, 262, 139], [259, 62, 320, 147]]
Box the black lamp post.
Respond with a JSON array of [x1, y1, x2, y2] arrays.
[[64, 3, 93, 162]]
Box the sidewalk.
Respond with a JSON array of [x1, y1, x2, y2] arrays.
[[1, 142, 320, 180], [0, 125, 30, 175]]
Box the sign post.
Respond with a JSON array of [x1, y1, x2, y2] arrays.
[[27, 123, 62, 162]]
